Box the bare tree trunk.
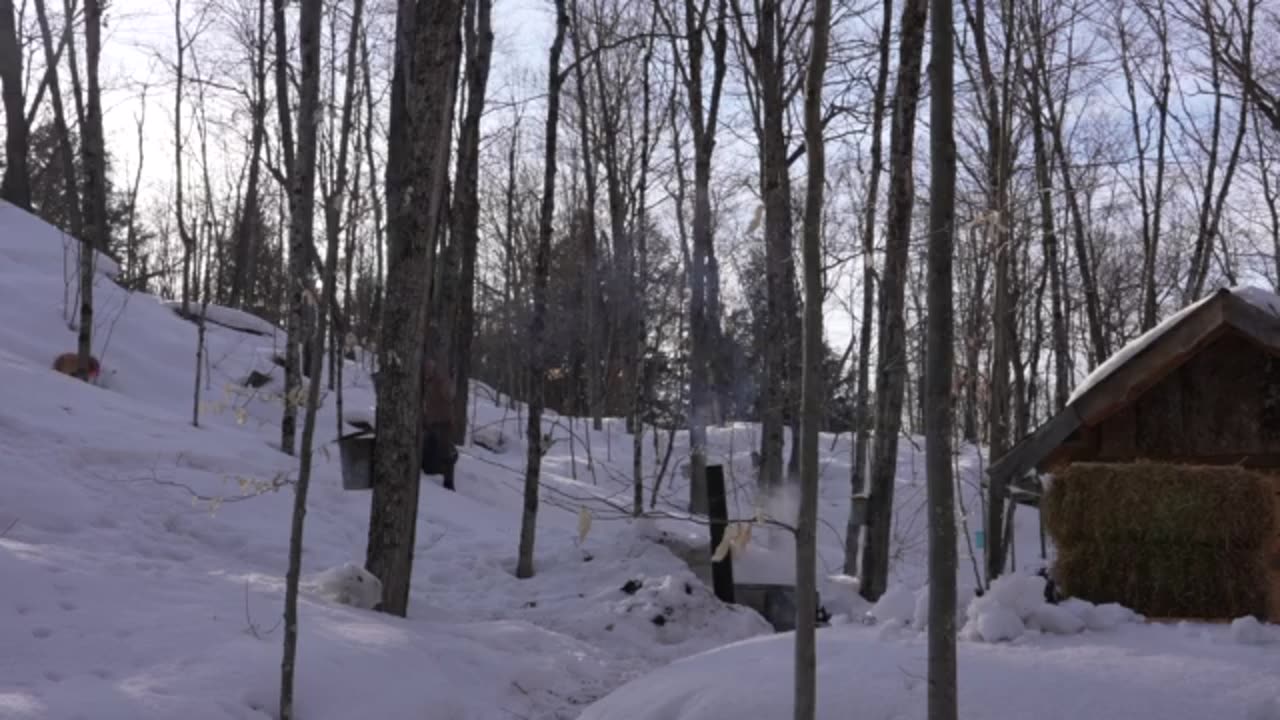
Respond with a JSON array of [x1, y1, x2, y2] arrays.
[[190, 58, 220, 428], [860, 0, 929, 603], [62, 0, 87, 157], [960, 251, 987, 442], [1257, 108, 1280, 287], [1029, 1, 1107, 366], [366, 0, 463, 615], [732, 0, 797, 495], [1117, 5, 1168, 332], [447, 0, 494, 445], [926, 0, 957, 709], [272, 0, 295, 176], [277, 0, 317, 457], [78, 0, 108, 378], [656, 0, 729, 516], [121, 88, 149, 289], [631, 15, 658, 516], [845, 0, 893, 577], [360, 33, 386, 338], [1187, 0, 1252, 301], [793, 0, 830, 714], [318, 0, 364, 430], [517, 0, 569, 580], [279, 4, 341, 711], [231, 0, 269, 309], [1141, 0, 1173, 329], [1027, 54, 1069, 412], [962, 0, 1015, 585], [172, 0, 198, 319], [568, 0, 603, 432], [33, 0, 82, 245], [0, 0, 30, 210]]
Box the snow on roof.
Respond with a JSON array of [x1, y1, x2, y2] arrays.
[[1067, 285, 1280, 405]]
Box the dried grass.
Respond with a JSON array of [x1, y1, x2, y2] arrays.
[[1054, 541, 1267, 619], [1044, 461, 1273, 547]]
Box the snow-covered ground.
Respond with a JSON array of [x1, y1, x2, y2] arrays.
[[1, 200, 1276, 720], [580, 613, 1280, 720]]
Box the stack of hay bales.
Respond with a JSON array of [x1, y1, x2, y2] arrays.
[[1045, 461, 1275, 619]]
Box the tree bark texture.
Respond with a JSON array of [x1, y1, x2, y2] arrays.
[[0, 0, 30, 210], [793, 0, 830, 714], [79, 0, 110, 379], [860, 0, 929, 602], [446, 0, 494, 445], [516, 0, 568, 580], [926, 0, 958, 712], [845, 0, 893, 578], [366, 0, 463, 615]]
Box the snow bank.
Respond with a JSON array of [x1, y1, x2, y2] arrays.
[[161, 300, 282, 338], [1231, 616, 1278, 646], [472, 425, 509, 454], [302, 562, 383, 610], [962, 572, 1139, 643], [868, 584, 917, 626]]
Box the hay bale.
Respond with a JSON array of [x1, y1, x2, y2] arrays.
[[1044, 462, 1274, 547], [1054, 542, 1268, 619]]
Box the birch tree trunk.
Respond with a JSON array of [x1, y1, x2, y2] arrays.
[[275, 0, 300, 455]]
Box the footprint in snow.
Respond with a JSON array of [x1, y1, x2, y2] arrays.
[[31, 627, 52, 639]]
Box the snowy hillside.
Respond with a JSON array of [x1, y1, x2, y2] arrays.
[[2, 199, 1277, 720], [0, 203, 771, 719]]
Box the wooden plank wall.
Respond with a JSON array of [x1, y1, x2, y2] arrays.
[[1079, 333, 1280, 465]]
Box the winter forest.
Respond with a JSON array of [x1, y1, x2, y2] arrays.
[[2, 0, 1280, 717]]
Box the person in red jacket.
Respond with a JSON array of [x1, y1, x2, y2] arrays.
[[420, 336, 459, 490]]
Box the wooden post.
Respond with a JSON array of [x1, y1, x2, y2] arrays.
[[706, 464, 735, 604]]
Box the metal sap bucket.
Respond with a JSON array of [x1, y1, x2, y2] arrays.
[[338, 430, 376, 490]]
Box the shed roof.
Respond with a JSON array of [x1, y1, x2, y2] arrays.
[[988, 286, 1280, 493]]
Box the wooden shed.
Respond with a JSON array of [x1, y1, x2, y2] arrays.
[[989, 287, 1280, 621]]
